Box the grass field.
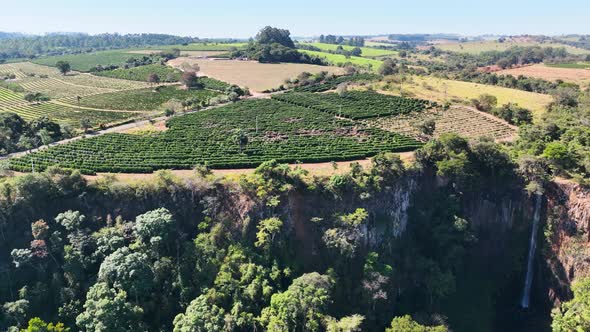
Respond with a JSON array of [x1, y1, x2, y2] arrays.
[[126, 50, 227, 57], [546, 62, 590, 69], [299, 42, 398, 57], [167, 58, 343, 92], [159, 42, 247, 51], [497, 64, 590, 84], [365, 41, 397, 48], [370, 76, 553, 119], [436, 41, 590, 55], [368, 106, 516, 142], [32, 50, 138, 72], [299, 50, 383, 70], [65, 86, 220, 111], [94, 64, 181, 82]]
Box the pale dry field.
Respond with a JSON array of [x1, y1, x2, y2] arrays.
[[167, 58, 344, 92], [497, 64, 590, 84], [369, 75, 553, 120], [368, 106, 516, 142]]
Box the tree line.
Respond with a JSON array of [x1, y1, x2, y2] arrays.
[[0, 33, 197, 62]]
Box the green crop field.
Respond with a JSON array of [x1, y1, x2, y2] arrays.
[[299, 50, 383, 69], [32, 51, 139, 72], [159, 42, 247, 51], [293, 73, 382, 93], [272, 91, 435, 120], [63, 86, 221, 111], [10, 98, 422, 173], [94, 64, 182, 82], [436, 41, 590, 55], [3, 102, 139, 127], [0, 87, 26, 109], [546, 62, 590, 69], [300, 43, 398, 58]]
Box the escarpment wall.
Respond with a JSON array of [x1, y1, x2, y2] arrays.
[[545, 179, 590, 305]]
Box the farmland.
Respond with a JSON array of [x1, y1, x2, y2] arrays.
[[272, 91, 435, 120], [546, 62, 590, 69], [497, 64, 590, 84], [167, 58, 344, 92], [368, 106, 516, 142], [435, 40, 590, 55], [94, 64, 182, 82], [293, 73, 382, 92], [299, 42, 398, 57], [127, 50, 227, 57], [63, 86, 221, 111], [370, 75, 553, 119], [159, 42, 247, 51], [299, 50, 383, 70], [0, 87, 138, 126], [10, 98, 422, 173], [32, 50, 139, 72], [0, 61, 164, 127]]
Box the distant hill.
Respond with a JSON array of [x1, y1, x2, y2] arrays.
[[0, 32, 27, 40]]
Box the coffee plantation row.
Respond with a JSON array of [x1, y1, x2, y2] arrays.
[[10, 98, 423, 174], [271, 90, 437, 120], [293, 73, 382, 93]]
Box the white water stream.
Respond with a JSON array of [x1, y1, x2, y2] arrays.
[[520, 193, 543, 309]]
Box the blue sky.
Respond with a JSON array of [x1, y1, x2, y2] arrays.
[[1, 0, 589, 37]]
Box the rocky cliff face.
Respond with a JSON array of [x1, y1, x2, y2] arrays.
[[545, 179, 590, 305]]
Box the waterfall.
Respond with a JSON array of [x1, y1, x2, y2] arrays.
[[520, 193, 543, 309]]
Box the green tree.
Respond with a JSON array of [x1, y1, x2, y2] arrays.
[[2, 299, 29, 328], [23, 93, 48, 104], [259, 272, 333, 332], [255, 217, 283, 250], [324, 314, 364, 332], [181, 71, 198, 89], [256, 26, 295, 48], [386, 315, 448, 332], [55, 210, 86, 232], [98, 247, 154, 298], [542, 141, 572, 172], [472, 94, 498, 112], [552, 277, 590, 332], [172, 294, 226, 332], [55, 61, 71, 76], [378, 59, 397, 76], [133, 208, 175, 246], [21, 317, 68, 332], [76, 282, 144, 332]]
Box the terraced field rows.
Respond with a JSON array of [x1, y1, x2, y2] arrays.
[[368, 107, 516, 141], [19, 77, 117, 99], [0, 63, 29, 79], [272, 91, 436, 120], [0, 87, 27, 108], [3, 102, 139, 125]]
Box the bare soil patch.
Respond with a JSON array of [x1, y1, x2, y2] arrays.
[[167, 58, 343, 92]]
